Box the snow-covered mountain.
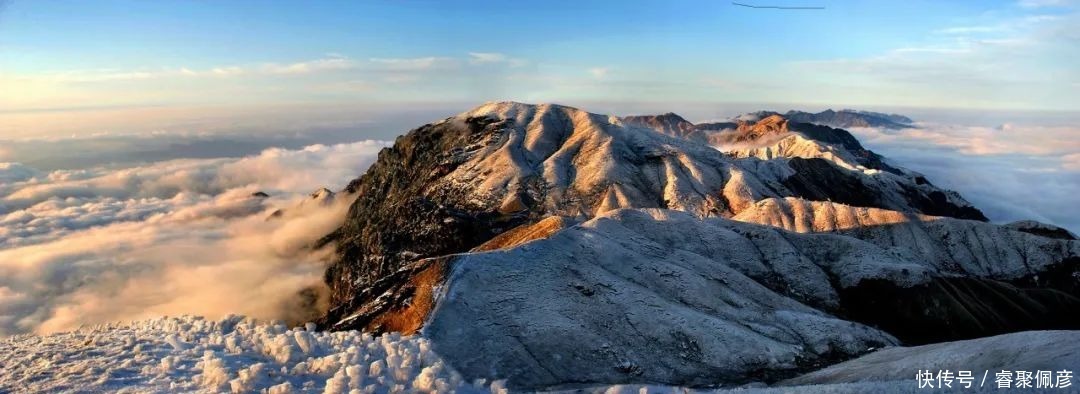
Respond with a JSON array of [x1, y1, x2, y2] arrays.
[[320, 102, 983, 321], [314, 102, 1078, 389]]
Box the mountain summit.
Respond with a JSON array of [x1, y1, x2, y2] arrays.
[[316, 102, 1078, 389]]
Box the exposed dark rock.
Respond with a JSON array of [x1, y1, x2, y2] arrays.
[[264, 209, 283, 221], [320, 116, 542, 330], [839, 274, 1080, 345], [900, 188, 989, 221], [779, 158, 987, 222], [251, 191, 270, 198], [1005, 220, 1078, 240], [780, 158, 885, 209]]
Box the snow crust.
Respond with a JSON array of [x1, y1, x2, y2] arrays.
[[0, 315, 496, 393]]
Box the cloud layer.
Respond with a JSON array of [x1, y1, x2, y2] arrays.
[[0, 141, 387, 335], [849, 122, 1080, 232]]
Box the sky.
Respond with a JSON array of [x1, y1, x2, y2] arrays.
[[2, 0, 1079, 138]]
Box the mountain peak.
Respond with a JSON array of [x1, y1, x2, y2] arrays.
[[736, 113, 790, 135], [460, 101, 585, 121], [621, 112, 695, 138]]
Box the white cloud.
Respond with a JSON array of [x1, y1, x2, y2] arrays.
[[467, 52, 527, 67], [935, 26, 1004, 35], [368, 57, 457, 71], [588, 67, 610, 79], [35, 56, 360, 83], [1018, 0, 1073, 8], [849, 123, 1080, 232], [260, 56, 358, 75], [851, 122, 1080, 157], [1063, 153, 1080, 170], [468, 52, 507, 64], [788, 10, 1080, 110], [0, 141, 388, 335]]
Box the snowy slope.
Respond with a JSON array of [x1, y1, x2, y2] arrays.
[[423, 209, 923, 389], [733, 197, 1080, 280], [416, 208, 1080, 389]]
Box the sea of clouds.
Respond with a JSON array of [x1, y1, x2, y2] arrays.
[[0, 141, 388, 335], [848, 121, 1079, 233]]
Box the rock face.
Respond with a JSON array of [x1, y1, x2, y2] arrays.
[[321, 102, 984, 331], [315, 101, 1075, 389]]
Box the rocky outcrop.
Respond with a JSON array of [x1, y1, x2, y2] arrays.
[[1005, 220, 1078, 240]]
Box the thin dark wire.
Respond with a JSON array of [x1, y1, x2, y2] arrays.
[[732, 2, 825, 9]]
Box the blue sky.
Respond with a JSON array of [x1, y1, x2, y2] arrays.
[[1, 0, 1078, 137]]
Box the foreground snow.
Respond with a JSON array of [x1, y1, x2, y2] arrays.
[[0, 315, 494, 394], [782, 330, 1080, 386], [2, 315, 1072, 393]]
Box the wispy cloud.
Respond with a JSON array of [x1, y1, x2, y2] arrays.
[[259, 55, 358, 75], [934, 25, 1004, 35], [1018, 0, 1073, 8], [588, 67, 610, 79], [32, 56, 359, 83], [1063, 153, 1080, 170], [467, 52, 526, 67], [368, 56, 457, 71], [787, 9, 1079, 109]]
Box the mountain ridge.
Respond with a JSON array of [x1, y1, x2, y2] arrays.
[[313, 101, 1076, 389]]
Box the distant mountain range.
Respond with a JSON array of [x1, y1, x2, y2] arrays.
[[736, 109, 916, 129], [313, 102, 1078, 390]]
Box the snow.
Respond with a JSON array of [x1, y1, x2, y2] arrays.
[[6, 314, 1062, 393], [781, 330, 1080, 387], [0, 315, 495, 393], [721, 133, 865, 173]]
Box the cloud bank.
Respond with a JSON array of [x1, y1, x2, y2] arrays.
[[848, 122, 1079, 232], [0, 141, 388, 335]]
